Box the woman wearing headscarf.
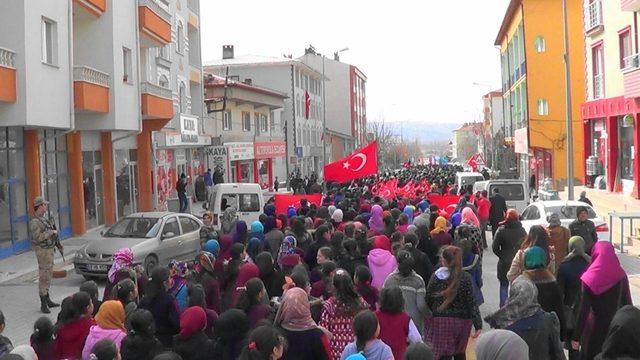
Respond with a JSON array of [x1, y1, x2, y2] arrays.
[[168, 260, 190, 312], [264, 216, 284, 260], [275, 287, 332, 360], [521, 247, 566, 339], [594, 305, 640, 360], [212, 309, 251, 360], [474, 329, 529, 360], [81, 300, 127, 359], [430, 216, 453, 249], [454, 207, 483, 255], [572, 241, 632, 360], [250, 220, 266, 247], [492, 209, 526, 306], [507, 225, 556, 283], [139, 267, 180, 348], [255, 252, 285, 299], [277, 236, 298, 268], [103, 248, 141, 302], [485, 277, 565, 360], [557, 236, 590, 359], [366, 235, 398, 290], [547, 213, 571, 267], [233, 220, 249, 244], [289, 216, 313, 253], [368, 204, 385, 235], [246, 237, 264, 263], [331, 209, 344, 229], [193, 251, 221, 314], [221, 206, 238, 235], [230, 262, 261, 308], [173, 306, 215, 360], [403, 205, 415, 225]]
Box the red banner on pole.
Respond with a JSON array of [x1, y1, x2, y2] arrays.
[[274, 194, 323, 215], [324, 141, 378, 183]]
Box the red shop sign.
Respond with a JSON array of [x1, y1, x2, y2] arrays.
[[254, 141, 286, 159]]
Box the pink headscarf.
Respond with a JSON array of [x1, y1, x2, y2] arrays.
[[580, 241, 627, 296], [108, 248, 134, 283], [368, 205, 384, 233], [461, 207, 480, 228]]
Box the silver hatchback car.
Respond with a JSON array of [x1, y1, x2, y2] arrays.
[[74, 212, 202, 279]]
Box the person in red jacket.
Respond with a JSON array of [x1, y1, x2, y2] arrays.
[[54, 291, 96, 360], [476, 190, 492, 249], [375, 287, 423, 360]]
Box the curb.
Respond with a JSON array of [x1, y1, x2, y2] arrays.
[[0, 251, 77, 284]]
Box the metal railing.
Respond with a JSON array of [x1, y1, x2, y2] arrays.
[[586, 0, 603, 32], [73, 66, 110, 87], [623, 53, 640, 72], [139, 0, 171, 22], [0, 47, 16, 68], [593, 74, 603, 99], [141, 81, 172, 99]]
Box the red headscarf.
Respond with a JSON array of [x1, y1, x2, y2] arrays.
[[179, 306, 207, 339], [500, 209, 519, 225], [218, 235, 233, 261], [231, 263, 260, 307], [373, 235, 392, 252]]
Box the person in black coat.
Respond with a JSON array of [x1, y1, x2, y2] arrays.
[[492, 209, 526, 307], [255, 252, 285, 299], [568, 206, 598, 255], [402, 233, 433, 284], [489, 188, 508, 236], [595, 305, 640, 360]]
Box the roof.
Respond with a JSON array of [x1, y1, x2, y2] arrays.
[[128, 211, 173, 218], [495, 0, 522, 46], [203, 54, 324, 77], [203, 74, 288, 99], [483, 90, 503, 98], [535, 200, 595, 208]]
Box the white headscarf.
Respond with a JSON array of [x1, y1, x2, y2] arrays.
[[475, 329, 529, 360]]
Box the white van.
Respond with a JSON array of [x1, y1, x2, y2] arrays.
[[473, 179, 529, 213], [456, 172, 485, 192], [206, 183, 265, 230]]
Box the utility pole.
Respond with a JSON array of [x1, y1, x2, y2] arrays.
[[562, 0, 575, 199]]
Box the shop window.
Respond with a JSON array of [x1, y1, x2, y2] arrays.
[[242, 112, 251, 132], [40, 130, 71, 238], [0, 128, 28, 256], [223, 111, 232, 131], [619, 117, 634, 180], [537, 99, 549, 116]]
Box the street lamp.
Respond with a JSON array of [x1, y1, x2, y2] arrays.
[[562, 0, 575, 200], [322, 47, 349, 178]]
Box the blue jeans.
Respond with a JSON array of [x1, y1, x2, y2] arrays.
[[178, 193, 188, 213], [499, 281, 509, 307]]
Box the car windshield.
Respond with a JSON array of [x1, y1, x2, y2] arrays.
[[105, 217, 161, 238], [490, 184, 525, 201], [545, 206, 597, 220]]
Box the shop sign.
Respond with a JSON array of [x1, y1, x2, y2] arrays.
[[180, 115, 198, 136], [255, 141, 287, 159], [226, 142, 254, 161], [205, 146, 229, 180], [166, 133, 211, 146], [514, 128, 528, 154]]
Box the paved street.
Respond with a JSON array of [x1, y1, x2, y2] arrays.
[[2, 230, 640, 350]]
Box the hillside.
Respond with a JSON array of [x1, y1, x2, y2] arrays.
[[383, 121, 461, 143]]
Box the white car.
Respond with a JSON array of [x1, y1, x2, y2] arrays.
[[520, 200, 610, 241]]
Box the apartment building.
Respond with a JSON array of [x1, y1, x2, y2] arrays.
[[203, 75, 287, 189], [580, 0, 640, 197], [0, 0, 204, 259], [495, 0, 585, 190], [204, 46, 325, 178]]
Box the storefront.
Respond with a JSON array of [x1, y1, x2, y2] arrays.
[[531, 148, 553, 189], [226, 142, 255, 183], [0, 127, 29, 259], [254, 141, 286, 189], [39, 130, 72, 239]]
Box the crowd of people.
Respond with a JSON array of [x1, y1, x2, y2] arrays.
[[0, 165, 638, 360]]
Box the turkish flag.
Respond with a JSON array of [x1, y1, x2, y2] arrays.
[[274, 194, 323, 215], [304, 91, 310, 119], [324, 141, 378, 183]]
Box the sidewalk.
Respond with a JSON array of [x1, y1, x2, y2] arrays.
[[558, 185, 640, 256], [0, 203, 210, 284]]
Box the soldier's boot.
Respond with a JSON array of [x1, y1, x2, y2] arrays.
[[40, 296, 51, 314], [45, 294, 59, 307]]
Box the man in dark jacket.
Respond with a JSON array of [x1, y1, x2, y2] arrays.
[[489, 188, 508, 236], [569, 206, 598, 254], [176, 173, 188, 213]]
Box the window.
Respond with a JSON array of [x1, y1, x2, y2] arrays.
[[162, 217, 180, 238], [158, 75, 169, 88], [260, 114, 268, 133], [178, 82, 186, 113], [254, 112, 261, 135], [534, 36, 545, 53], [521, 206, 540, 220], [619, 28, 633, 69], [592, 43, 604, 98], [123, 47, 132, 83], [159, 44, 170, 60], [295, 70, 299, 87], [177, 22, 185, 54], [270, 110, 276, 132], [41, 17, 57, 65], [179, 216, 198, 233], [296, 94, 301, 115], [537, 99, 548, 116], [223, 111, 232, 131], [242, 111, 251, 131], [239, 194, 260, 212]]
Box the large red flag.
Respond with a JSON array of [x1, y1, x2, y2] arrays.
[[324, 142, 378, 183], [304, 91, 311, 119], [274, 194, 323, 215]]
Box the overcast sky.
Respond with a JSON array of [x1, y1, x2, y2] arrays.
[[200, 0, 511, 124]]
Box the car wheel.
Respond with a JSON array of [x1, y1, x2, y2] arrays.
[[144, 255, 158, 276]]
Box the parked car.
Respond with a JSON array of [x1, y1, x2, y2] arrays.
[[74, 212, 203, 279], [455, 172, 485, 193], [473, 179, 529, 213], [519, 200, 610, 241], [204, 183, 265, 231]]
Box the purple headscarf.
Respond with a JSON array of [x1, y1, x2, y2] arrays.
[[108, 248, 134, 283], [368, 205, 384, 233]]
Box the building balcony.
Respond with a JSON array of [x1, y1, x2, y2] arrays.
[[0, 48, 17, 103], [73, 0, 106, 17], [585, 0, 604, 35], [138, 0, 171, 47], [190, 65, 201, 84], [141, 81, 173, 120], [623, 54, 640, 98], [622, 0, 640, 11], [73, 66, 110, 113]]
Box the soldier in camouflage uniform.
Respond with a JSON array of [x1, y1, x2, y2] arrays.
[[29, 196, 61, 313]]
